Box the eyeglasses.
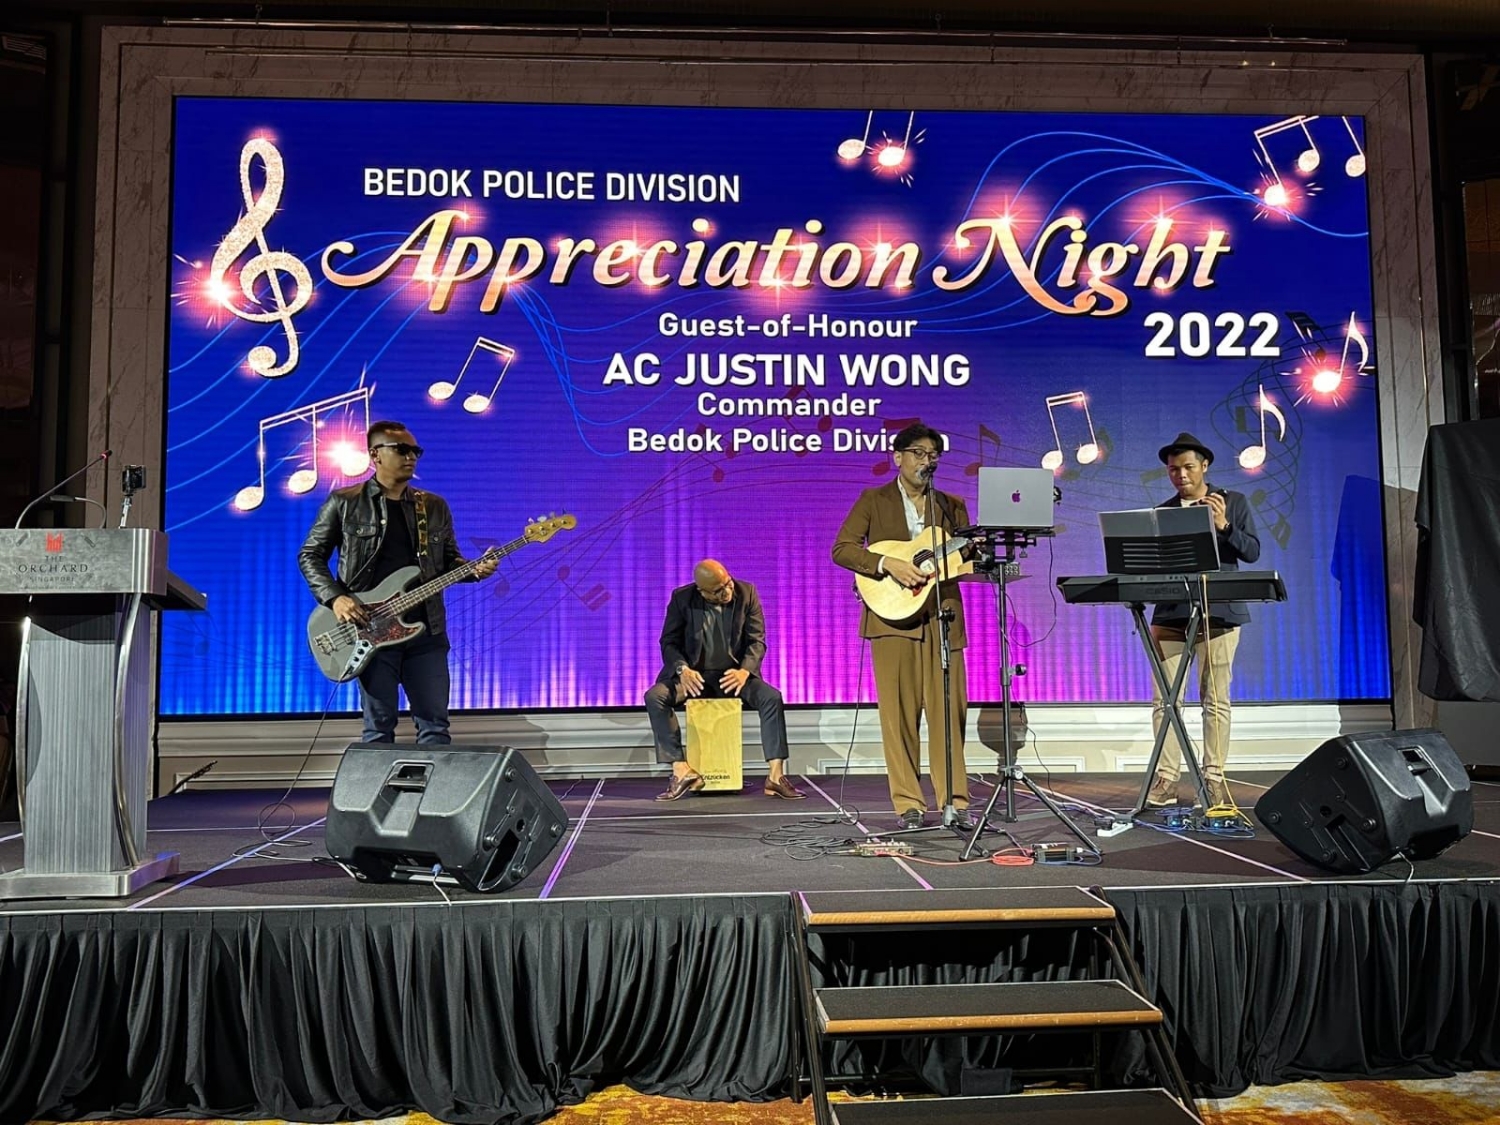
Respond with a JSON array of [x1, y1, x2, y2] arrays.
[[699, 579, 734, 598], [373, 442, 424, 459], [901, 447, 941, 463]]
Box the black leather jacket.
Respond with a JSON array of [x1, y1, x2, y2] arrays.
[[298, 478, 470, 635]]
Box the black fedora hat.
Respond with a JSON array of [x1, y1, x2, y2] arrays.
[[1158, 431, 1215, 465]]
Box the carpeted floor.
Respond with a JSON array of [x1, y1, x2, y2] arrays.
[[35, 1073, 1500, 1124]]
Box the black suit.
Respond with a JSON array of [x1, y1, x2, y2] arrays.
[[644, 580, 788, 763]]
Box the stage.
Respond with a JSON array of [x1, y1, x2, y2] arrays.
[[3, 768, 1500, 1124], [6, 770, 1500, 909]]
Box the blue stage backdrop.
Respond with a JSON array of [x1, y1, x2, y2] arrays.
[[162, 98, 1388, 715]]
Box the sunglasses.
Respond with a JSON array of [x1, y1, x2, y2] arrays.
[[373, 441, 424, 459]]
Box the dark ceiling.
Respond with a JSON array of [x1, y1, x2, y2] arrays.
[[5, 0, 1500, 46]]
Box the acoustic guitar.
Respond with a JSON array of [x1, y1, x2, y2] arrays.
[[854, 530, 972, 623]]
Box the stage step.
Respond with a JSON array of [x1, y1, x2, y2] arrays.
[[801, 887, 1115, 930], [815, 979, 1162, 1036], [830, 1088, 1198, 1124], [792, 885, 1201, 1125]]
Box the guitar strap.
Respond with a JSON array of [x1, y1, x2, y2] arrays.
[[413, 489, 430, 565]]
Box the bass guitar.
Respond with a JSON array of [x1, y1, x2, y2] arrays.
[[855, 530, 972, 623], [307, 513, 576, 682]]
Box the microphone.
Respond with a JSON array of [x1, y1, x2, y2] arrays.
[[919, 462, 937, 483], [15, 448, 112, 529], [49, 494, 111, 528]]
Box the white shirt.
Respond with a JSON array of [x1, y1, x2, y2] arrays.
[[899, 484, 927, 539]]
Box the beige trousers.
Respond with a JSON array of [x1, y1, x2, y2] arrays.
[[1150, 624, 1241, 784], [871, 619, 969, 815]]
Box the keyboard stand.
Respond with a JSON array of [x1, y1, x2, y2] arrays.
[[1127, 600, 1213, 819]]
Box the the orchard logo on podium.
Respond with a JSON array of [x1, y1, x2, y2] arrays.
[[44, 532, 64, 553]]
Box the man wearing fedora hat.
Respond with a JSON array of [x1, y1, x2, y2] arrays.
[[1147, 431, 1262, 810]]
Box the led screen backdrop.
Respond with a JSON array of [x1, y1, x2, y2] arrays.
[[163, 98, 1388, 715]]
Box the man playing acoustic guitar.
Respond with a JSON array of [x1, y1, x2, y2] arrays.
[[299, 420, 498, 744], [833, 421, 975, 830]]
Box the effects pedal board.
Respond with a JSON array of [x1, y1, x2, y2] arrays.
[[1031, 842, 1089, 864], [854, 840, 915, 857]]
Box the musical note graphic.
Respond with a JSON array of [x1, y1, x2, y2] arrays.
[[1269, 514, 1293, 550], [1340, 312, 1372, 375], [428, 337, 516, 415], [837, 111, 873, 161], [965, 423, 1003, 476], [233, 381, 374, 512], [1255, 115, 1322, 183], [1238, 385, 1288, 470], [876, 112, 916, 170], [1286, 311, 1322, 340], [1040, 392, 1102, 472], [1295, 312, 1374, 404], [557, 565, 610, 611], [208, 137, 314, 379], [1253, 115, 1367, 206], [683, 424, 737, 483], [1341, 116, 1367, 177]]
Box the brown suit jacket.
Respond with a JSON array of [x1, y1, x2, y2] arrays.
[[832, 480, 969, 647]]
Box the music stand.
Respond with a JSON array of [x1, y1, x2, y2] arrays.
[[1100, 505, 1221, 575], [958, 526, 1099, 863], [1099, 505, 1220, 817]]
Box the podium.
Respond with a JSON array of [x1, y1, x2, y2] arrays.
[[0, 529, 205, 898]]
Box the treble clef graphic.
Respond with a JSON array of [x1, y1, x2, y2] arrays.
[[209, 137, 313, 379]]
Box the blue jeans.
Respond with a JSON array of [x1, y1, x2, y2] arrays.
[[357, 630, 452, 744]]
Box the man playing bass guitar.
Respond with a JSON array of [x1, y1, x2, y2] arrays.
[[299, 420, 498, 744]]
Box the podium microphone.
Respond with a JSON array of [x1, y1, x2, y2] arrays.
[[14, 448, 112, 529]]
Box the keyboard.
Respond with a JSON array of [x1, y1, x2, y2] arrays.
[[1057, 571, 1287, 605]]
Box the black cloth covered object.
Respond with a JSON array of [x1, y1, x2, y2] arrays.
[[1414, 419, 1500, 702]]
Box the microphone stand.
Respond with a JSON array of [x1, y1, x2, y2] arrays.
[[925, 478, 964, 838], [884, 470, 977, 848]]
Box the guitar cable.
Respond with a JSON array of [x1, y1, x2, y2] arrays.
[[232, 677, 346, 859], [761, 635, 871, 860]]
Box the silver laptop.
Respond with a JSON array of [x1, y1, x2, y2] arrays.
[[977, 467, 1056, 530]]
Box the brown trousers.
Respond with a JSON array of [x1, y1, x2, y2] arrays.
[[871, 618, 969, 814]]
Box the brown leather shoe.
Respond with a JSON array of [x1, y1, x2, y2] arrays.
[[1204, 779, 1234, 809], [764, 776, 806, 800], [1144, 777, 1180, 809], [655, 771, 705, 801]]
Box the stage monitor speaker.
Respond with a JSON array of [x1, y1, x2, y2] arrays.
[[325, 743, 568, 893], [1254, 728, 1472, 875]]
